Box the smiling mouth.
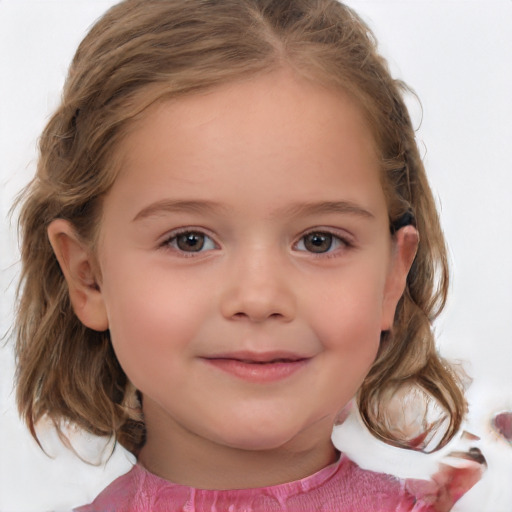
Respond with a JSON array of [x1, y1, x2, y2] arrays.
[[231, 358, 303, 364], [202, 352, 311, 382], [207, 350, 309, 362]]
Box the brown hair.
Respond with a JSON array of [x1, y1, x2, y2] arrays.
[[15, 0, 465, 455]]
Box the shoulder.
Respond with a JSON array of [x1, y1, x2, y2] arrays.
[[329, 455, 419, 511], [73, 464, 141, 512], [71, 463, 194, 512], [337, 454, 484, 512]]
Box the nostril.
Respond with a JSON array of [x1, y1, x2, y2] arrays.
[[220, 286, 296, 323], [231, 311, 282, 321]]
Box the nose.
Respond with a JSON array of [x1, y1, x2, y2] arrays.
[[220, 247, 296, 323]]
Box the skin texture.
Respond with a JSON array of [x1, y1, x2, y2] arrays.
[[48, 70, 418, 490]]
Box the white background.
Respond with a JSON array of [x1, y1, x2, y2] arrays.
[[1, 1, 511, 511]]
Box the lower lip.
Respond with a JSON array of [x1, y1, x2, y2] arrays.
[[203, 358, 309, 383]]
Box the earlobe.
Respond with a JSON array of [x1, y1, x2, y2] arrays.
[[47, 219, 109, 332], [381, 225, 419, 331]]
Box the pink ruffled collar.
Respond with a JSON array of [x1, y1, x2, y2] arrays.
[[75, 451, 482, 511]]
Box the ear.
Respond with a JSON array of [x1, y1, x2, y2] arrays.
[[381, 225, 419, 331], [47, 219, 109, 332]]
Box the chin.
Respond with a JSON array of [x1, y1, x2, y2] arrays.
[[225, 436, 295, 452], [211, 420, 304, 452]]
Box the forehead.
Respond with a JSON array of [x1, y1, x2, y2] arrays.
[[104, 70, 385, 220]]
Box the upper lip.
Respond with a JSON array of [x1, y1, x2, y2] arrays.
[[203, 350, 311, 363]]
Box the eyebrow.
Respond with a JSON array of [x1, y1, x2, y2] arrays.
[[132, 199, 374, 222], [278, 201, 375, 220], [132, 199, 227, 222]]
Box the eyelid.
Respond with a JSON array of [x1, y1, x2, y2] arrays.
[[157, 226, 354, 257], [159, 226, 220, 254], [293, 227, 355, 255]]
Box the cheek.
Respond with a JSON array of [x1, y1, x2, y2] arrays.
[[100, 261, 209, 387], [304, 267, 386, 356]]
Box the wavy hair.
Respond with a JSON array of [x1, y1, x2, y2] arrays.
[[15, 0, 464, 455]]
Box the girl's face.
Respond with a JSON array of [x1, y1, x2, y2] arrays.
[[62, 71, 416, 459]]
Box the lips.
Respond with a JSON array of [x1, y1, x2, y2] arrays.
[[202, 351, 311, 383], [208, 351, 308, 363]]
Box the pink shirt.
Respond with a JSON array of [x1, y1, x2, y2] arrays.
[[74, 453, 477, 512]]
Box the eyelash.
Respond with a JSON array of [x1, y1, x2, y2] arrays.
[[293, 229, 354, 259], [160, 228, 218, 257], [159, 228, 354, 258]]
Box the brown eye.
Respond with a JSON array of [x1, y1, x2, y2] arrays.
[[175, 232, 206, 252], [164, 230, 217, 255], [302, 232, 333, 253]]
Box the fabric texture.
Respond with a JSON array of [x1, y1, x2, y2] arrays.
[[74, 453, 471, 512]]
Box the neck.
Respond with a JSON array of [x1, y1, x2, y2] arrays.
[[137, 398, 339, 490]]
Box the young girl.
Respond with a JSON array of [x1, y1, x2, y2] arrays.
[[14, 0, 485, 510]]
